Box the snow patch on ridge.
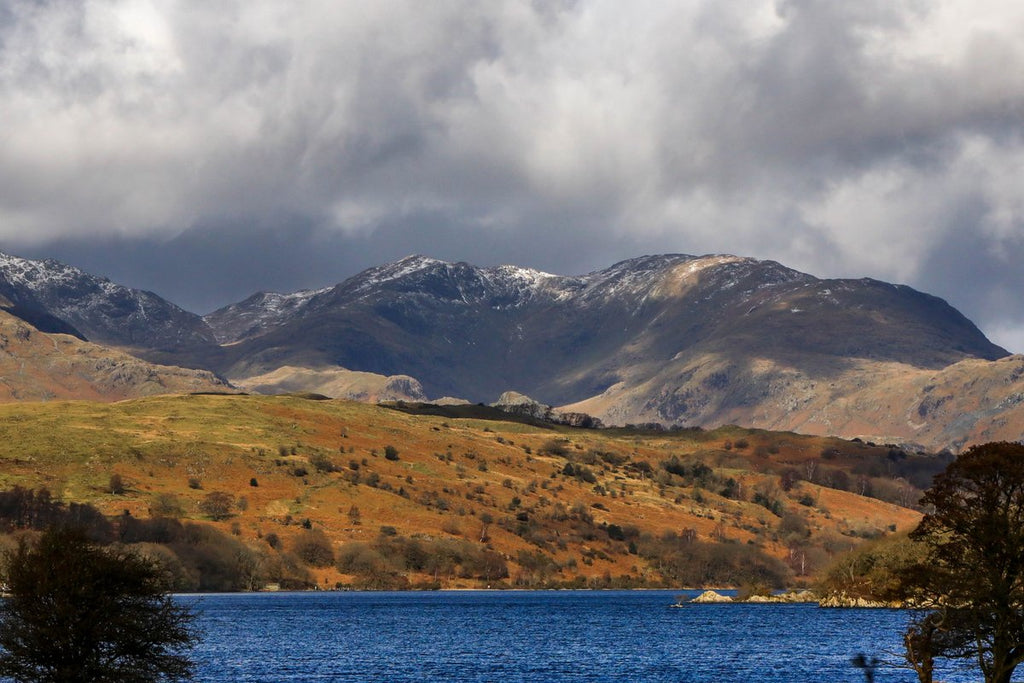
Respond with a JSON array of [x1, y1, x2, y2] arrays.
[[353, 255, 446, 293], [0, 250, 215, 347], [204, 287, 332, 343]]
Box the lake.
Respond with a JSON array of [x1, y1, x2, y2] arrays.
[[183, 590, 976, 682]]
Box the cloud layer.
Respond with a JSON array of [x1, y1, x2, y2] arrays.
[[1, 1, 1023, 348]]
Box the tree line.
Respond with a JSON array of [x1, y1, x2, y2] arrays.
[[0, 487, 313, 591]]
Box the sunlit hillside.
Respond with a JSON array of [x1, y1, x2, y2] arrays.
[[0, 394, 927, 589]]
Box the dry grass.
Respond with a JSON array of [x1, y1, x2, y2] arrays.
[[0, 394, 924, 587]]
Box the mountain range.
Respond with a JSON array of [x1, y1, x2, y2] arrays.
[[0, 249, 1021, 451]]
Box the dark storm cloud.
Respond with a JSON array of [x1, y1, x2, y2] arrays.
[[1, 1, 1023, 348]]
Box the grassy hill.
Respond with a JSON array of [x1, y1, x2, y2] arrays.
[[0, 394, 930, 589]]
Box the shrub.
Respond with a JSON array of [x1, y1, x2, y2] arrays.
[[778, 512, 810, 539], [310, 453, 337, 473], [597, 450, 629, 467], [336, 542, 391, 575], [198, 492, 235, 521], [736, 581, 772, 601], [149, 493, 184, 519], [540, 439, 570, 457], [108, 473, 126, 495], [384, 445, 400, 461], [293, 529, 335, 568]]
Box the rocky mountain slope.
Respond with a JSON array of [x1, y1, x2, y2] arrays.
[[203, 288, 331, 344], [206, 254, 1006, 380], [232, 365, 427, 403], [0, 309, 229, 401], [0, 251, 217, 353], [1, 250, 1020, 450], [198, 254, 1019, 449]]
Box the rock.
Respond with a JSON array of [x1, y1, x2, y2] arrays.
[[689, 590, 733, 603], [782, 590, 818, 603], [491, 391, 553, 420], [725, 589, 819, 604], [557, 411, 605, 429], [491, 391, 603, 427], [430, 396, 471, 406], [818, 592, 902, 608]]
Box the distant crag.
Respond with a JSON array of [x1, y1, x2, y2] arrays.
[[0, 310, 229, 401]]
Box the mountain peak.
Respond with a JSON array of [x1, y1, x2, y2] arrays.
[[0, 250, 216, 352], [365, 254, 447, 280]]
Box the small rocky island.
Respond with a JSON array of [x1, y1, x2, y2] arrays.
[[673, 590, 818, 606], [673, 590, 903, 608]]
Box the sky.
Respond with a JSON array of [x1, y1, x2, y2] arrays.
[[1, 1, 1023, 351]]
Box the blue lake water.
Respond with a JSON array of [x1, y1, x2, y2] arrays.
[[183, 590, 976, 682]]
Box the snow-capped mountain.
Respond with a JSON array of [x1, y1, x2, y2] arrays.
[[0, 251, 216, 352], [208, 252, 1005, 372], [200, 253, 1020, 451], [203, 255, 583, 345], [3, 248, 1022, 450], [203, 288, 332, 344]]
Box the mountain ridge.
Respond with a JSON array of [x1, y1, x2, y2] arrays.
[[0, 249, 1019, 451], [203, 251, 1006, 382], [0, 251, 217, 352]]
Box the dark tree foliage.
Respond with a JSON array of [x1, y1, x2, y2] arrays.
[[637, 531, 790, 587], [0, 526, 198, 682], [894, 442, 1024, 683], [660, 457, 713, 485], [114, 516, 266, 592], [0, 487, 112, 541], [336, 534, 509, 585]]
